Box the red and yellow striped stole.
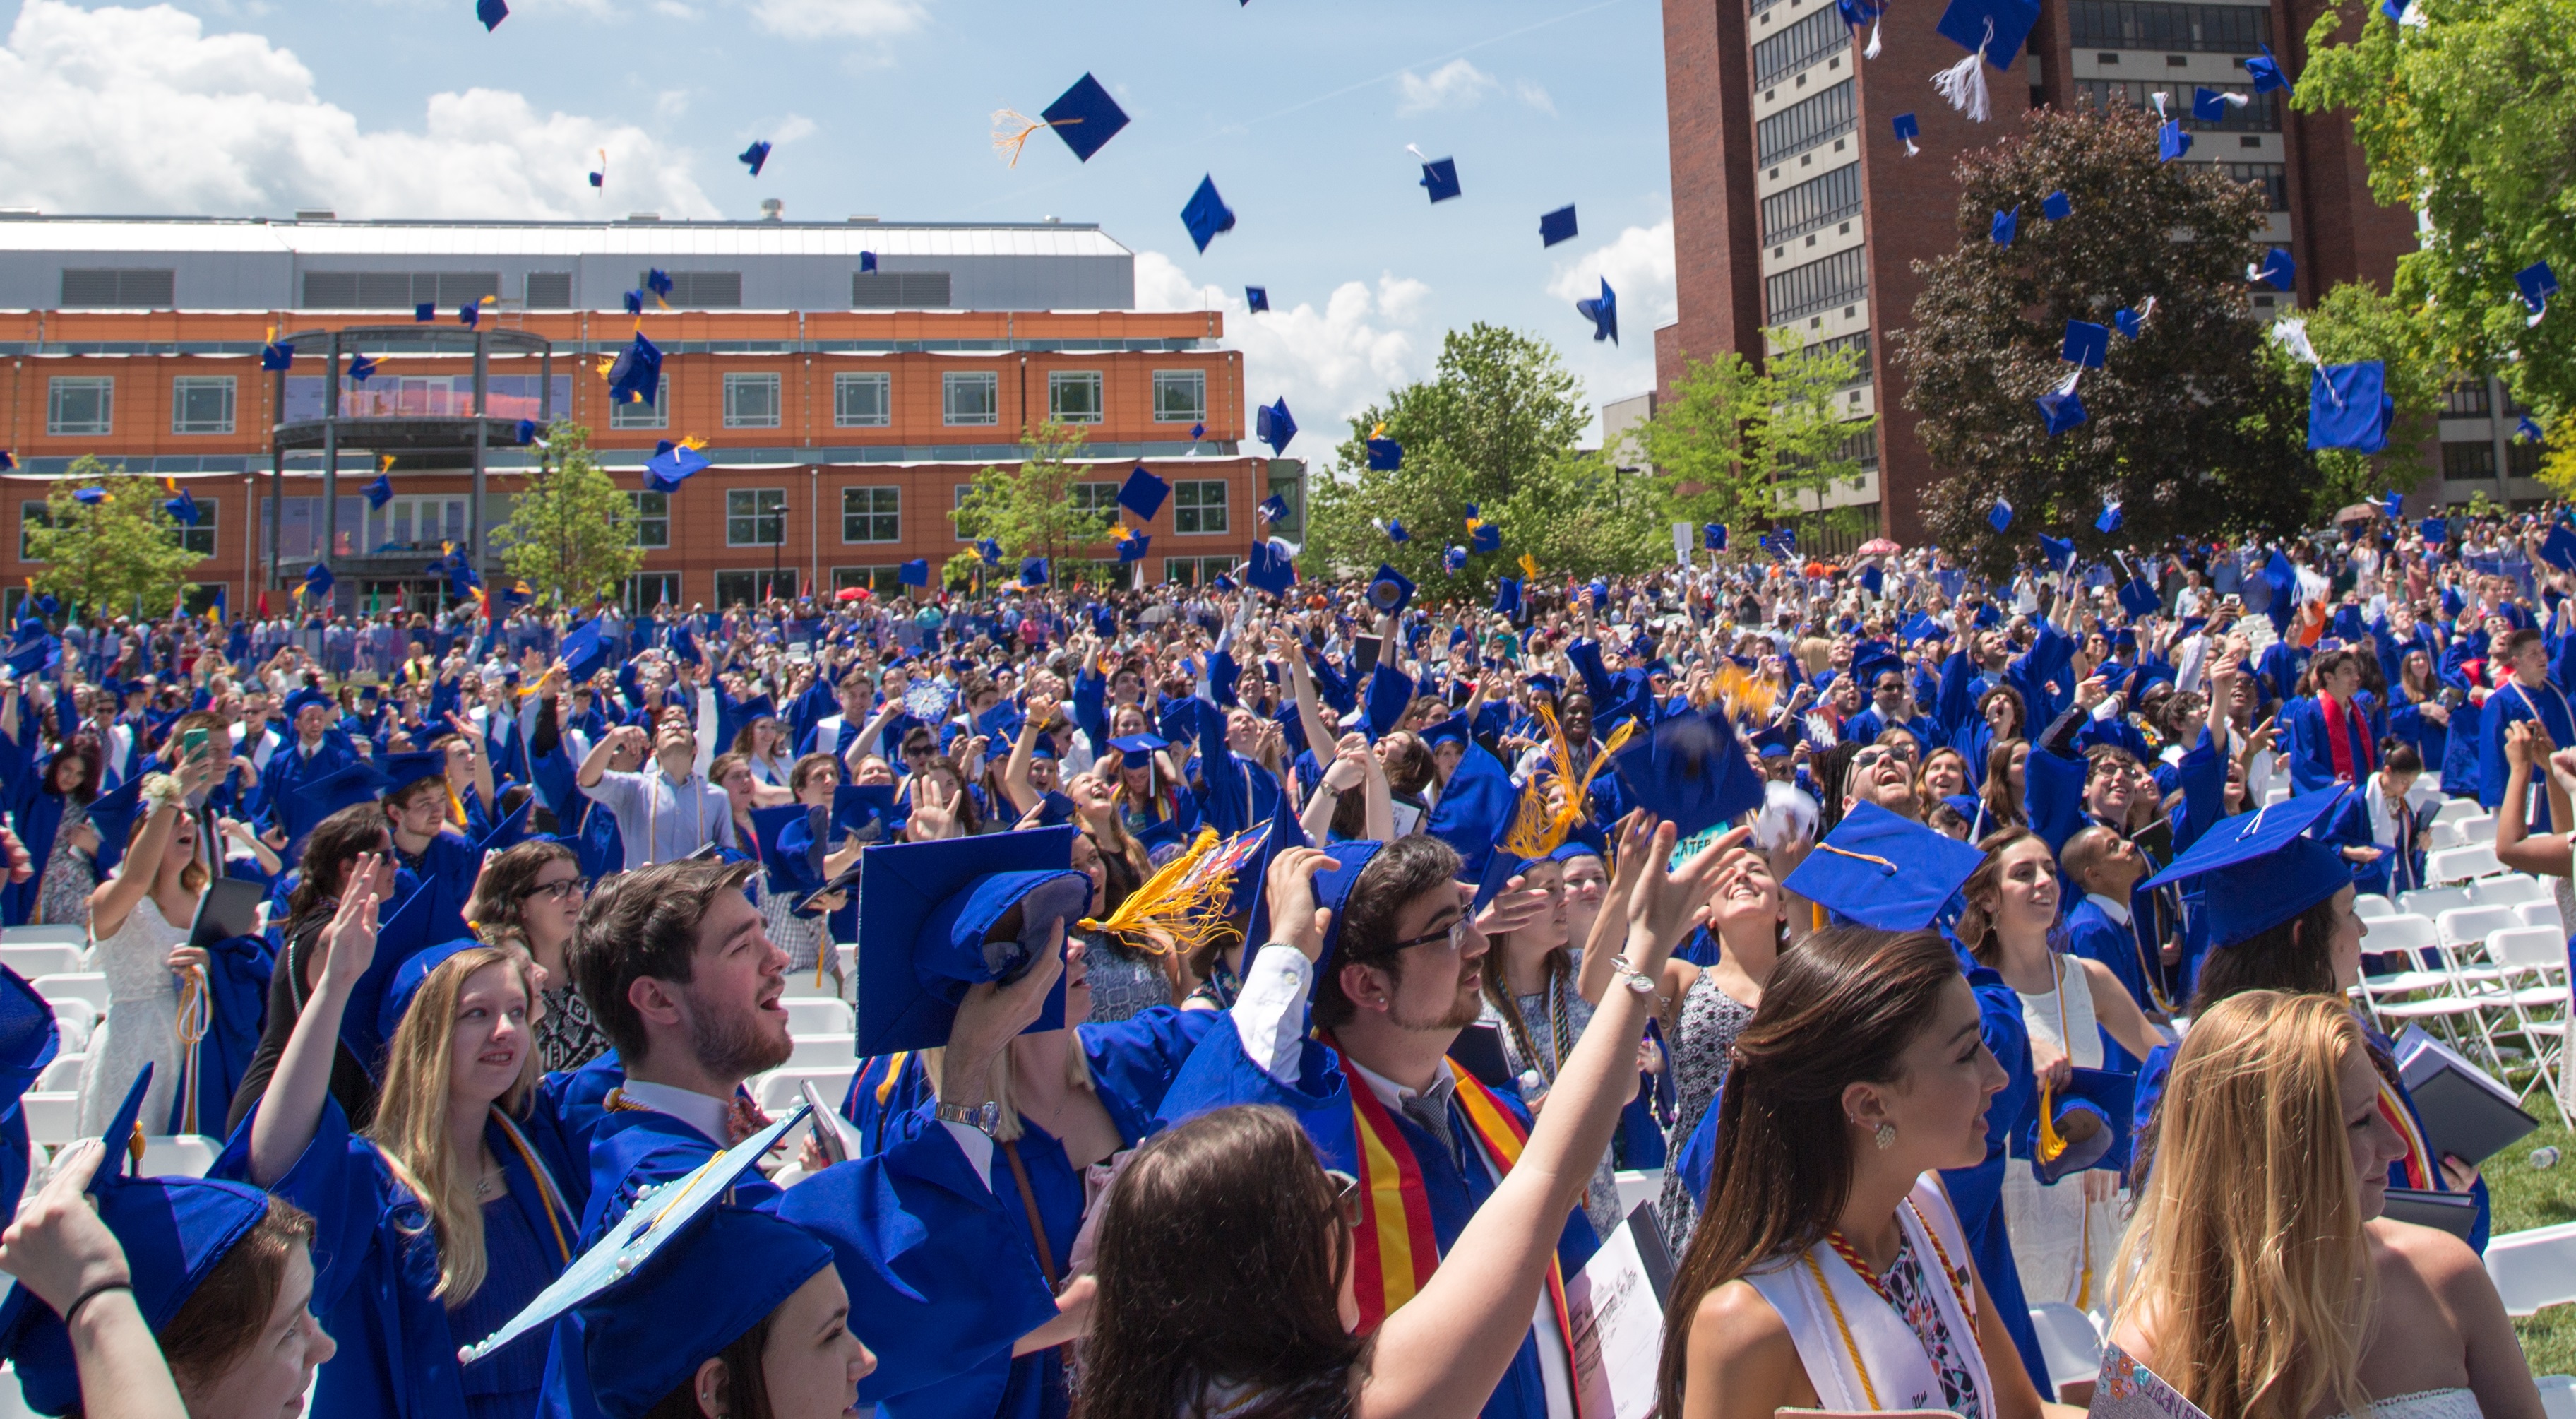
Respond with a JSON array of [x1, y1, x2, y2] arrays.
[[2377, 1075, 2437, 1190], [1339, 1047, 1582, 1414]]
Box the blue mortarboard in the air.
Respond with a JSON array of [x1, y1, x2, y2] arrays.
[[854, 826, 1085, 1055], [1420, 157, 1462, 203], [2118, 577, 2160, 617], [559, 619, 607, 683], [415, 301, 437, 322], [2539, 525, 2576, 574], [459, 302, 482, 329], [1366, 434, 1404, 471], [643, 439, 708, 493], [2418, 516, 2447, 544], [260, 339, 293, 371], [1256, 398, 1297, 455], [1902, 612, 1944, 643], [2115, 306, 2147, 340], [2039, 384, 2089, 436], [1990, 206, 2018, 246], [1466, 505, 1501, 554], [1118, 465, 1170, 520], [0, 1064, 274, 1418], [738, 140, 771, 177], [1116, 526, 1150, 563], [162, 488, 198, 526], [346, 353, 379, 384], [1936, 0, 2040, 66], [516, 418, 540, 446], [1246, 286, 1270, 314], [1246, 538, 1297, 598], [2250, 247, 2296, 291], [1491, 576, 1523, 618], [303, 562, 335, 600], [2041, 190, 2073, 222], [1705, 523, 1727, 550], [2379, 489, 2404, 520], [1859, 564, 1885, 597], [2145, 787, 2353, 948], [646, 268, 674, 299], [2245, 44, 2293, 94], [2191, 85, 2231, 121], [2159, 120, 2191, 161], [1181, 176, 1236, 254], [2038, 533, 2076, 572], [2517, 261, 2558, 321], [1443, 545, 1468, 574], [2308, 361, 2392, 453], [1578, 279, 1618, 344], [1018, 558, 1049, 588], [2061, 320, 2109, 368], [1366, 564, 1415, 616], [857, 250, 878, 273], [2519, 416, 2546, 444], [477, 0, 506, 28], [1539, 205, 1579, 248], [1784, 800, 1986, 931], [623, 290, 644, 316], [2095, 500, 2123, 535], [1892, 112, 1920, 150], [897, 558, 931, 588], [1041, 73, 1130, 162], [607, 331, 662, 406], [458, 1109, 820, 1411], [2029, 1067, 2135, 1183], [1988, 497, 2013, 533], [1606, 701, 1765, 840]]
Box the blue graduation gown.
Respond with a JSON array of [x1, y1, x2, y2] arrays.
[[1941, 960, 2053, 1401], [2480, 679, 2576, 819], [1155, 1025, 1597, 1419]]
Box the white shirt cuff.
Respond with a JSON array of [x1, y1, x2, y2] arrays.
[[939, 1120, 996, 1191], [1230, 944, 1316, 1086]]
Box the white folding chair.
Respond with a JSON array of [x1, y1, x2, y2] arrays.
[[2472, 874, 2553, 908], [755, 1066, 859, 1115], [2521, 899, 2568, 934], [2436, 906, 2520, 950], [2457, 813, 2498, 841], [28, 973, 107, 1011], [20, 1093, 77, 1148], [785, 998, 854, 1037], [782, 1033, 857, 1071], [32, 1056, 80, 1093], [2429, 820, 2469, 851], [2354, 893, 2399, 920], [2486, 1222, 2576, 1315], [2538, 1375, 2576, 1419], [2374, 912, 2516, 1065], [138, 1136, 220, 1180], [2429, 843, 2505, 884], [2485, 925, 2575, 1118], [46, 1001, 93, 1056], [0, 944, 81, 981], [2435, 797, 2488, 826], [2027, 1303, 2104, 1394], [2400, 886, 2476, 920], [1615, 1169, 1662, 1218]]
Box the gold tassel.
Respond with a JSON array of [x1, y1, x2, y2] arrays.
[[2034, 1078, 2068, 1163], [991, 109, 1078, 167], [1078, 824, 1266, 957]]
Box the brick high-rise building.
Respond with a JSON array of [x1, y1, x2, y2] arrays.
[[1656, 0, 2428, 540]]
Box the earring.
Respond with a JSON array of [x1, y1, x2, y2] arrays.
[[1873, 1122, 1897, 1151]]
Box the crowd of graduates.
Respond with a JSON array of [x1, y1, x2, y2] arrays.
[[0, 494, 2566, 1419]]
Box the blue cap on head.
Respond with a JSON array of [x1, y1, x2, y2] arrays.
[[376, 938, 496, 1046], [580, 1208, 833, 1419], [1606, 701, 1767, 840], [855, 828, 1087, 1055], [2143, 786, 2354, 947], [1783, 801, 1986, 932]]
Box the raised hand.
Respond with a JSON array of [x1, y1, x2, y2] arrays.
[[318, 857, 384, 991]]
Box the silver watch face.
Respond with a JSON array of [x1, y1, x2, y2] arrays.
[[1623, 972, 1655, 995]]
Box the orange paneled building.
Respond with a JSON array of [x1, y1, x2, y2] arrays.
[[0, 215, 1291, 614]]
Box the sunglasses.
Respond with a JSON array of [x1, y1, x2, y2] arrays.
[[1323, 1168, 1363, 1227]]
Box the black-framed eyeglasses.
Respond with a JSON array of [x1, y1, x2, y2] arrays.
[[1322, 1168, 1363, 1227], [520, 877, 585, 903], [1388, 915, 1467, 954]]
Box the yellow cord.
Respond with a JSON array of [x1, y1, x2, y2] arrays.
[[1803, 1249, 1883, 1411]]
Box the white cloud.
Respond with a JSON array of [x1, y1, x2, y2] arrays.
[[1547, 218, 1678, 328], [1515, 79, 1557, 117], [1135, 251, 1436, 430], [648, 0, 698, 16], [742, 0, 922, 40], [1395, 58, 1498, 116], [0, 0, 718, 220], [772, 114, 818, 145]]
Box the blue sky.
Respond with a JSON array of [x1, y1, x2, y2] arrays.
[[0, 0, 1680, 438]]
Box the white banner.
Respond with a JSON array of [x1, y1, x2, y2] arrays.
[[1671, 521, 1693, 569]]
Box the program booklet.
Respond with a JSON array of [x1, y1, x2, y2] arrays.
[[2093, 1342, 2214, 1419]]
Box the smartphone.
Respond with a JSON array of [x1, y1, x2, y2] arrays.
[[181, 726, 210, 758]]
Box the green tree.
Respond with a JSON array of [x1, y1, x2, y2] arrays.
[[2296, 0, 2575, 484], [1901, 104, 2314, 574], [23, 461, 205, 617], [1307, 323, 1659, 591], [946, 421, 1114, 587], [2297, 280, 2448, 511], [490, 421, 641, 606], [1636, 328, 1874, 543]]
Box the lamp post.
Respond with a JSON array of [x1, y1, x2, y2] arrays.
[[771, 494, 787, 602]]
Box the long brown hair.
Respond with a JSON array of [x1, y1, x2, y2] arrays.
[[464, 839, 579, 954], [1078, 1105, 1364, 1419], [1656, 926, 1969, 1419], [156, 1197, 318, 1390], [1980, 737, 2029, 831], [287, 804, 394, 922], [1950, 825, 2041, 966]]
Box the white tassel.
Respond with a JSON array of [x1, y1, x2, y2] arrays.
[[2149, 89, 2171, 118], [1903, 136, 1921, 156], [1932, 49, 1992, 121], [2137, 295, 2157, 325], [2530, 295, 2549, 328], [1864, 12, 1883, 59], [2219, 90, 2250, 109], [2053, 367, 2083, 398]]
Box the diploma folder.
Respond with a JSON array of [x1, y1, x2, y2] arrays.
[[2380, 1186, 2479, 1240], [2394, 1025, 2539, 1165]]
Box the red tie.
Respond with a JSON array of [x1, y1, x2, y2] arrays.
[[724, 1093, 775, 1145]]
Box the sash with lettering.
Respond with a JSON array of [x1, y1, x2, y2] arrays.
[[1337, 1040, 1582, 1396]]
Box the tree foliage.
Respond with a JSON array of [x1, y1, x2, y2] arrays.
[[23, 461, 207, 617], [1635, 328, 1875, 540], [1306, 323, 1662, 592], [491, 421, 641, 607], [2297, 0, 2575, 463], [947, 421, 1114, 586], [1901, 104, 2314, 574]]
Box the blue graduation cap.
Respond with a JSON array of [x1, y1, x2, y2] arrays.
[[854, 827, 1087, 1055], [4, 626, 53, 678], [1246, 539, 1297, 598], [377, 749, 446, 796], [1246, 286, 1270, 313], [2115, 305, 2147, 340], [2159, 120, 2192, 161], [1491, 576, 1523, 618], [347, 353, 379, 384], [623, 290, 644, 316], [1366, 434, 1403, 471], [1988, 497, 2013, 532], [1609, 701, 1765, 840], [2379, 490, 2404, 519], [644, 439, 709, 492], [1181, 175, 1236, 254], [459, 302, 482, 329], [2308, 361, 2392, 453], [477, 0, 506, 28], [2062, 319, 2109, 367], [162, 487, 198, 526], [1784, 800, 1986, 931], [1577, 278, 1618, 344], [259, 340, 292, 371], [2191, 86, 2235, 122], [2539, 525, 2576, 575], [1188, 420, 1205, 441], [2419, 516, 2448, 543], [1465, 504, 1501, 554], [976, 537, 1003, 566], [2030, 1067, 2136, 1183], [2118, 577, 2160, 617], [516, 417, 541, 446], [859, 251, 878, 273], [1420, 156, 1462, 203], [415, 301, 437, 322], [362, 471, 396, 514], [1256, 398, 1297, 455], [738, 139, 771, 176], [2096, 499, 2123, 534], [1115, 526, 1150, 564], [1901, 612, 1945, 643], [898, 559, 931, 588], [2519, 261, 2558, 322], [607, 331, 662, 406], [71, 488, 106, 506], [646, 268, 674, 300], [2144, 786, 2353, 948], [1892, 112, 1921, 155], [0, 1067, 277, 1418], [1443, 544, 1467, 574], [1539, 205, 1579, 248], [2250, 246, 2296, 291], [1704, 522, 1727, 550], [2039, 384, 2089, 436], [275, 759, 390, 849], [0, 453, 13, 473], [1936, 0, 2041, 69], [1118, 465, 1170, 519], [1018, 557, 1049, 588], [1366, 564, 1415, 615], [2039, 533, 2076, 571], [2245, 44, 2294, 94], [1990, 206, 2019, 246], [560, 618, 607, 683], [2041, 190, 2072, 221], [2520, 415, 2547, 444], [1041, 72, 1130, 162], [1258, 493, 1291, 523], [302, 561, 335, 600], [376, 936, 494, 1044]]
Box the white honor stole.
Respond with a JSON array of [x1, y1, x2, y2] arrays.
[[1741, 1174, 1997, 1417]]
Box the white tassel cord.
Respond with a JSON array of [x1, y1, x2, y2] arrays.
[[1904, 136, 1921, 156], [1932, 18, 1994, 120], [1865, 12, 1883, 59]]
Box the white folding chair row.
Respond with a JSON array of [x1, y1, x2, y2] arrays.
[[2522, 898, 2567, 934], [2469, 873, 2553, 908], [0, 944, 81, 981], [2368, 915, 2517, 1068], [2400, 886, 2476, 920], [2485, 1221, 2576, 1315], [2474, 926, 2576, 1118], [755, 1066, 859, 1115], [0, 926, 83, 949], [783, 997, 854, 1037], [2354, 893, 2399, 920], [2429, 819, 2469, 852], [2434, 797, 2488, 827], [28, 973, 107, 1011], [2428, 843, 2505, 884]]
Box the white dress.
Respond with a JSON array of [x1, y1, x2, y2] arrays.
[[75, 891, 191, 1138], [1999, 951, 2131, 1317], [2335, 1389, 2484, 1419]]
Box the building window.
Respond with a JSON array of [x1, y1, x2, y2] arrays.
[[163, 497, 218, 557], [944, 372, 999, 426], [715, 569, 798, 605], [952, 483, 978, 540], [1070, 482, 1120, 520], [60, 268, 174, 308], [2067, 0, 2270, 52], [834, 372, 891, 427], [1152, 370, 1208, 424], [366, 495, 467, 554], [852, 272, 953, 308], [1765, 247, 1869, 323], [2222, 162, 2290, 211], [609, 377, 671, 430], [301, 271, 501, 309], [1755, 80, 1856, 167], [2443, 379, 2493, 417], [727, 489, 788, 547], [723, 372, 782, 429], [643, 271, 744, 307], [625, 572, 683, 614], [842, 487, 900, 542], [171, 376, 237, 435], [832, 566, 909, 595], [1049, 371, 1105, 424], [1173, 480, 1229, 535], [19, 504, 49, 562], [1752, 6, 1849, 87], [1800, 331, 1874, 384], [628, 490, 670, 549], [1761, 162, 1864, 244], [2442, 441, 2497, 481], [47, 376, 112, 437], [1162, 556, 1236, 586], [524, 272, 574, 309]]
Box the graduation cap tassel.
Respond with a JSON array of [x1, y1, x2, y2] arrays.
[[1931, 19, 1994, 121], [1864, 11, 1883, 59], [990, 109, 1075, 167], [1077, 826, 1257, 956]]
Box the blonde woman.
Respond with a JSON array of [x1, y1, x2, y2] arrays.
[[224, 865, 580, 1419], [78, 754, 220, 1138], [2109, 991, 2539, 1419]]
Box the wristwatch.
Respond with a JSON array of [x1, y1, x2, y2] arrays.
[[1606, 957, 1670, 1011], [936, 1099, 1002, 1136]]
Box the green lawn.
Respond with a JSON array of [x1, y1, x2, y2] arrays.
[[2481, 1115, 2576, 1375]]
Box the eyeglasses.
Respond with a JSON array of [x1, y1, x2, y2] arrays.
[[1388, 915, 1468, 954], [1322, 1168, 1364, 1227], [520, 877, 585, 903]]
